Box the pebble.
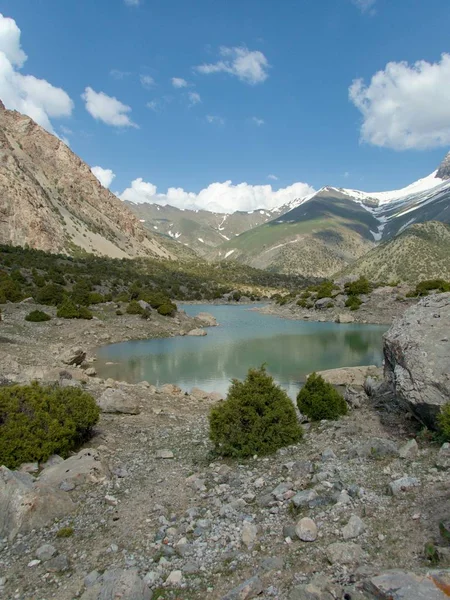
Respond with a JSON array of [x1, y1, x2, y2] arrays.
[[295, 517, 318, 542], [342, 515, 365, 540], [156, 449, 174, 459]]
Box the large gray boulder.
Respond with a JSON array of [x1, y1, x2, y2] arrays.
[[38, 448, 109, 488], [381, 293, 450, 428], [80, 568, 151, 600], [0, 466, 75, 540], [364, 569, 450, 599], [61, 347, 86, 366], [97, 388, 140, 414]]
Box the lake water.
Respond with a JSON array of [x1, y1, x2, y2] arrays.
[[95, 304, 387, 398]]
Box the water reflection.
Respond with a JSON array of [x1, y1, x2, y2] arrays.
[[96, 304, 387, 398]]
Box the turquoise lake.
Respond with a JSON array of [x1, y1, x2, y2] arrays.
[[95, 304, 387, 397]]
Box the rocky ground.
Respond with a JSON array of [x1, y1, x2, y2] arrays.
[[257, 285, 417, 325], [1, 296, 450, 599]]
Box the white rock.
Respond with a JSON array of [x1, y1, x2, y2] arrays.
[[165, 570, 182, 585], [342, 515, 365, 540], [156, 449, 174, 459], [241, 522, 258, 547]]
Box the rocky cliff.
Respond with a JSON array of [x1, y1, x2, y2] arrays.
[[436, 151, 450, 180], [0, 101, 173, 259]]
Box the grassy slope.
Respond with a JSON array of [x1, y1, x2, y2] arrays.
[[341, 221, 450, 283]]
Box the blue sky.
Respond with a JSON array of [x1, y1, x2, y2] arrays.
[[1, 0, 450, 212]]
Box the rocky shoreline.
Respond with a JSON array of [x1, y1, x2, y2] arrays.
[[1, 296, 450, 599]]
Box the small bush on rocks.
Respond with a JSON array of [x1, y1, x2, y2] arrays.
[[438, 403, 450, 441], [126, 300, 144, 315], [25, 310, 51, 322], [297, 372, 348, 421], [209, 366, 303, 458], [157, 302, 177, 317], [344, 276, 371, 296], [57, 299, 93, 319], [0, 383, 100, 469], [56, 526, 74, 538], [345, 296, 362, 311]]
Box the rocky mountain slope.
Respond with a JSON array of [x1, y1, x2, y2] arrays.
[[341, 221, 450, 283], [0, 102, 174, 260], [211, 154, 450, 277], [436, 151, 450, 180]]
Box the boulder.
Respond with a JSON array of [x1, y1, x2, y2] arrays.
[[80, 568, 151, 600], [138, 300, 151, 312], [351, 437, 399, 459], [187, 328, 207, 336], [335, 313, 355, 324], [381, 293, 450, 428], [190, 387, 210, 400], [38, 448, 109, 489], [315, 365, 381, 387], [0, 466, 75, 541], [363, 569, 450, 600], [61, 347, 86, 366], [97, 388, 140, 414], [315, 298, 334, 310], [326, 542, 365, 565], [195, 312, 218, 327], [159, 383, 182, 395], [222, 576, 264, 600], [295, 517, 318, 542]]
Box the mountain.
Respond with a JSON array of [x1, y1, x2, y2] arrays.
[[341, 221, 450, 283], [124, 198, 306, 256], [125, 201, 279, 256], [0, 102, 174, 260], [211, 154, 450, 277]]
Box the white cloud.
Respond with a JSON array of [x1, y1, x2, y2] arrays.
[[82, 87, 137, 128], [119, 178, 315, 213], [146, 100, 159, 112], [344, 171, 350, 178], [0, 14, 73, 135], [206, 115, 225, 125], [171, 77, 188, 88], [251, 116, 265, 126], [110, 69, 131, 80], [268, 174, 278, 181], [140, 74, 155, 88], [351, 0, 376, 13], [195, 46, 269, 85], [188, 91, 201, 106], [349, 53, 450, 150], [91, 166, 116, 189]]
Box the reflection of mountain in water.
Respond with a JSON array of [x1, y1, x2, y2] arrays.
[[96, 305, 386, 397]]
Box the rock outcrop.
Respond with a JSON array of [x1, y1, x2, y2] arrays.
[[381, 293, 450, 427], [0, 466, 75, 540], [436, 150, 450, 180]]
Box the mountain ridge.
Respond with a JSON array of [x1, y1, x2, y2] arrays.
[[0, 102, 175, 260]]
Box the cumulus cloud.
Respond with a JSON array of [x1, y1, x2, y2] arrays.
[[251, 116, 265, 126], [268, 174, 278, 181], [91, 166, 116, 189], [188, 91, 201, 106], [119, 178, 315, 213], [0, 14, 73, 134], [349, 53, 450, 150], [171, 77, 188, 88], [82, 87, 137, 128], [140, 74, 155, 88], [195, 46, 269, 85], [206, 115, 225, 125], [351, 0, 376, 13]]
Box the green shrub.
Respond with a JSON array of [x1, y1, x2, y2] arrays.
[[56, 526, 74, 538], [116, 309, 123, 316], [25, 310, 51, 322], [345, 296, 362, 311], [344, 276, 371, 296], [438, 403, 450, 442], [57, 298, 80, 319], [414, 279, 450, 297], [157, 302, 177, 317], [0, 383, 100, 468], [0, 276, 23, 302], [209, 366, 303, 458], [88, 292, 104, 305], [126, 300, 144, 315], [57, 299, 92, 319], [315, 280, 338, 299], [35, 283, 65, 306], [232, 291, 242, 302], [297, 373, 348, 421], [77, 306, 93, 320]]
